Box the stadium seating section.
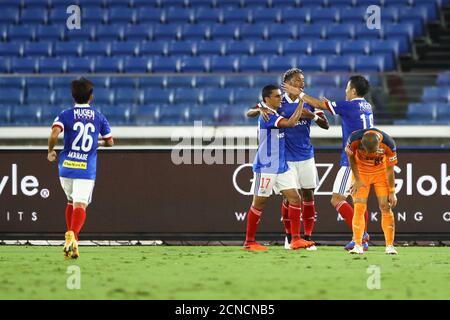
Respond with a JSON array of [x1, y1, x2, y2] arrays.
[[0, 0, 447, 126]]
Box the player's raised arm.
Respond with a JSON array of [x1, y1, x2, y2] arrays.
[[277, 100, 304, 128], [246, 103, 274, 121], [283, 82, 329, 112]]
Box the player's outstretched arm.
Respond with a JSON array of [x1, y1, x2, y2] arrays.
[[278, 100, 304, 128], [282, 82, 327, 111], [47, 126, 61, 162], [246, 104, 274, 121]]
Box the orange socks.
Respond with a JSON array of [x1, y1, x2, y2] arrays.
[[381, 211, 395, 246], [352, 202, 367, 246]]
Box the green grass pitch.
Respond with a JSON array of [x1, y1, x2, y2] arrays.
[[0, 246, 449, 300]]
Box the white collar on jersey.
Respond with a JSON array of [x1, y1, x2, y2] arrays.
[[258, 101, 279, 115], [283, 92, 300, 104], [350, 97, 365, 101], [74, 103, 90, 108]]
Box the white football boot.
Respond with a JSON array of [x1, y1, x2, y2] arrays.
[[385, 245, 398, 255], [348, 244, 364, 254]]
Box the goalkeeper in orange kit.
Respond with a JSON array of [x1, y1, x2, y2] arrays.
[[345, 128, 398, 255]]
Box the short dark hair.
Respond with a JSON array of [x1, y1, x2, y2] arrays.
[[282, 68, 304, 83], [262, 84, 279, 103], [348, 75, 370, 97], [71, 77, 94, 104]]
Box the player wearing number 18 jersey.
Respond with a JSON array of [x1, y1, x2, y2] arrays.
[[47, 77, 113, 259]]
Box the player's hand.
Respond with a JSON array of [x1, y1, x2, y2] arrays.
[[259, 107, 274, 122], [47, 150, 57, 162], [282, 82, 302, 97], [321, 96, 330, 103], [301, 108, 315, 119], [350, 179, 365, 196], [388, 192, 397, 208]]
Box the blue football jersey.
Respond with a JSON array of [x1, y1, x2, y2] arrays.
[[324, 98, 374, 166], [52, 104, 112, 180], [252, 104, 289, 174], [278, 93, 315, 162]]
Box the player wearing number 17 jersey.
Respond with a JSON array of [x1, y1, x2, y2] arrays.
[[283, 75, 374, 250], [47, 77, 113, 259]]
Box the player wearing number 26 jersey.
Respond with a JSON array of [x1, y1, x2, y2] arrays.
[[48, 77, 113, 259]]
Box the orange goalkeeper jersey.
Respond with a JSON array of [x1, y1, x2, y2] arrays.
[[345, 128, 398, 175]]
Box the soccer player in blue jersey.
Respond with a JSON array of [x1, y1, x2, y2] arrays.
[[284, 75, 373, 251], [47, 77, 114, 259], [244, 84, 314, 251], [247, 69, 329, 250]]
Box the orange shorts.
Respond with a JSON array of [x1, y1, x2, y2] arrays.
[[352, 171, 390, 199]]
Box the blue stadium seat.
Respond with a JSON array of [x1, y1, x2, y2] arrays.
[[110, 41, 139, 56], [0, 9, 19, 24], [219, 105, 251, 125], [195, 8, 221, 23], [81, 8, 106, 24], [107, 8, 136, 24], [355, 0, 383, 7], [437, 73, 450, 87], [20, 8, 47, 24], [250, 8, 281, 23], [95, 25, 123, 41], [168, 41, 196, 56], [115, 88, 140, 105], [136, 8, 163, 23], [0, 59, 9, 73], [26, 88, 52, 105], [202, 88, 233, 105], [215, 0, 244, 8], [134, 105, 159, 126], [102, 105, 132, 125], [11, 106, 41, 125], [210, 24, 238, 40], [435, 104, 450, 123], [406, 103, 435, 122], [308, 74, 339, 88], [223, 75, 252, 88], [140, 41, 167, 56], [11, 57, 37, 73], [41, 106, 66, 125], [354, 24, 382, 40], [139, 76, 167, 89], [267, 24, 297, 40], [238, 56, 266, 72], [253, 41, 281, 56], [297, 55, 325, 71], [109, 77, 136, 89], [244, 0, 270, 8], [379, 7, 399, 23], [66, 57, 93, 73], [383, 0, 410, 7], [65, 26, 94, 41], [178, 56, 207, 72], [233, 88, 260, 105], [23, 42, 52, 57], [225, 41, 253, 55], [0, 43, 22, 57], [54, 42, 81, 57], [252, 75, 280, 88], [165, 8, 194, 23], [39, 58, 65, 73], [152, 56, 180, 72], [188, 105, 219, 125], [0, 105, 11, 124], [326, 56, 354, 72], [325, 24, 354, 40], [327, 0, 354, 8], [239, 23, 267, 40], [160, 0, 188, 8], [93, 57, 122, 73], [323, 87, 345, 101], [197, 41, 224, 55], [190, 0, 214, 8], [209, 56, 237, 72], [267, 55, 297, 72], [298, 25, 324, 39], [354, 55, 384, 72], [180, 24, 209, 40], [193, 75, 223, 88], [81, 42, 110, 57], [384, 23, 414, 42], [281, 9, 309, 24], [310, 8, 338, 23], [339, 7, 366, 23], [422, 87, 449, 103], [153, 24, 180, 40], [35, 25, 64, 41], [166, 76, 193, 88], [341, 40, 369, 55], [311, 40, 340, 55], [48, 7, 70, 24], [159, 106, 189, 125], [8, 25, 35, 41], [123, 25, 152, 41], [123, 57, 151, 73], [91, 88, 114, 105], [282, 40, 311, 55], [173, 88, 200, 104], [0, 88, 23, 105], [0, 77, 24, 89], [142, 89, 173, 104]]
